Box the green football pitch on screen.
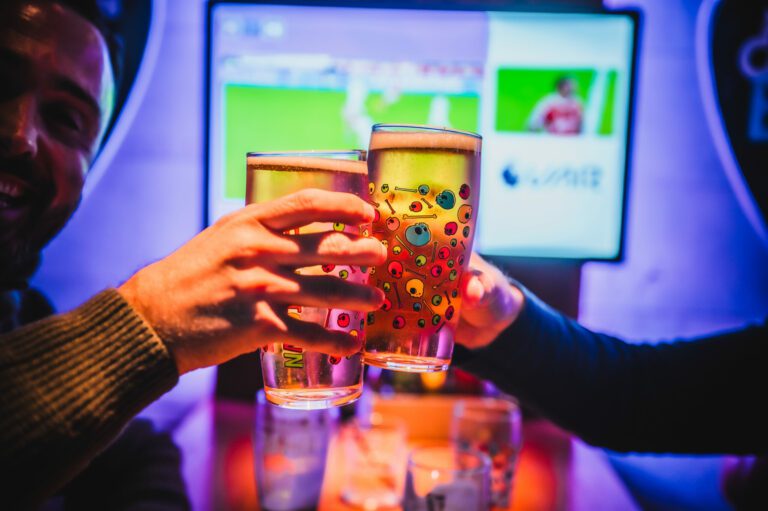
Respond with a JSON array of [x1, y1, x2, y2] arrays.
[[224, 85, 480, 199]]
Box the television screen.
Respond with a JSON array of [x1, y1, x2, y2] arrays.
[[207, 2, 637, 260]]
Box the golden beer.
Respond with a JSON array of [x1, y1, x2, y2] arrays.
[[365, 125, 481, 372], [246, 151, 369, 409]]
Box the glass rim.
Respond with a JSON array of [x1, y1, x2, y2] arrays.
[[408, 444, 490, 475], [372, 123, 482, 140], [246, 149, 366, 159], [454, 396, 521, 413], [350, 413, 407, 432]]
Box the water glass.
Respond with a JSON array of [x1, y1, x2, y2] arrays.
[[403, 443, 490, 511], [451, 398, 522, 509], [340, 414, 408, 509], [253, 390, 338, 510]]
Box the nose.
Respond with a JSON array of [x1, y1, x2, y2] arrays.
[[0, 95, 39, 159]]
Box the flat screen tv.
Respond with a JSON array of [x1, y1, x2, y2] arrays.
[[206, 1, 638, 260]]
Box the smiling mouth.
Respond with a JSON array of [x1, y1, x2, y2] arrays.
[[0, 173, 33, 209]]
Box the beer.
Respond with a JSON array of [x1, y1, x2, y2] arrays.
[[365, 126, 481, 372], [246, 152, 369, 409]]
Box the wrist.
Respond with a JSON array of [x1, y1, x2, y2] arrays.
[[118, 273, 191, 376]]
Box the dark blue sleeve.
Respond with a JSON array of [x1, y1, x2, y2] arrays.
[[456, 288, 768, 455]]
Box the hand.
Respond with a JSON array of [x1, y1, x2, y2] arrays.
[[118, 189, 387, 375], [456, 253, 525, 349]]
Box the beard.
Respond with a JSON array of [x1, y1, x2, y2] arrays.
[[0, 195, 77, 292], [0, 238, 41, 291], [0, 149, 84, 292]]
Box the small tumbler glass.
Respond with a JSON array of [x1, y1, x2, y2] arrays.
[[340, 414, 408, 509], [451, 397, 522, 509], [403, 443, 490, 511]]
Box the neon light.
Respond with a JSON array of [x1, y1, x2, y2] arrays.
[[695, 0, 768, 247]]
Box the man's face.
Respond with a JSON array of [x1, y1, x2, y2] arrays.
[[0, 1, 114, 288], [558, 78, 576, 98]]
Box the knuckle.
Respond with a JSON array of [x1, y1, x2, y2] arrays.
[[319, 232, 353, 257], [292, 188, 322, 212], [215, 210, 240, 230], [220, 203, 260, 227], [227, 234, 264, 262], [229, 269, 255, 296]]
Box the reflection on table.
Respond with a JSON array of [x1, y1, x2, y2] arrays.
[[174, 394, 576, 511]]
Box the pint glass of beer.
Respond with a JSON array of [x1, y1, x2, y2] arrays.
[[364, 125, 481, 372], [246, 151, 369, 409]]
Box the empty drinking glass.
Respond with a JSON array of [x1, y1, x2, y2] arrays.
[[403, 443, 490, 511], [451, 397, 522, 509], [253, 390, 338, 510], [340, 413, 408, 509]]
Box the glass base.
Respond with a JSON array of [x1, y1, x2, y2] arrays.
[[264, 385, 362, 410], [363, 353, 449, 373]]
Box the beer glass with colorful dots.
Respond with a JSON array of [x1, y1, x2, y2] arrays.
[[246, 151, 370, 409], [364, 125, 481, 372]]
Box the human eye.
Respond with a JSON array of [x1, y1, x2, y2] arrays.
[[42, 101, 90, 146]]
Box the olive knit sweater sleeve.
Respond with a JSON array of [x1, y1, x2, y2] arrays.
[[0, 289, 179, 507]]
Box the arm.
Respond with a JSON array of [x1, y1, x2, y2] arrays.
[[0, 290, 178, 505], [526, 95, 553, 132], [456, 254, 768, 455], [0, 190, 386, 505]]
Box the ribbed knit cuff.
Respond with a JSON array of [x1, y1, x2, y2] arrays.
[[0, 289, 179, 500], [453, 285, 545, 381]]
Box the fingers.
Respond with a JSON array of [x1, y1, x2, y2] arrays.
[[458, 253, 521, 326], [459, 253, 498, 310], [235, 267, 384, 310], [283, 231, 387, 266], [460, 270, 487, 308], [254, 189, 376, 231], [268, 272, 385, 311], [236, 230, 386, 268], [266, 313, 363, 356]]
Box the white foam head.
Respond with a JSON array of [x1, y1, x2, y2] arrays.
[[369, 126, 481, 152], [247, 155, 367, 174]]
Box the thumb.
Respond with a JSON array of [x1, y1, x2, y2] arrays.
[[459, 253, 524, 330], [459, 268, 508, 326], [461, 269, 487, 309]]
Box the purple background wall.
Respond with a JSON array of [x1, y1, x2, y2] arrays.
[[29, 0, 768, 508], [583, 0, 768, 341]]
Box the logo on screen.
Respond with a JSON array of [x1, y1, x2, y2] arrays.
[[502, 163, 602, 190]]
